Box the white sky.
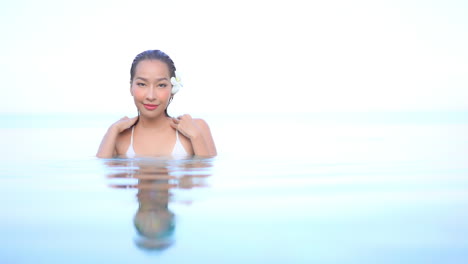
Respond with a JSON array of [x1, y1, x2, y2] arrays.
[[1, 0, 467, 115]]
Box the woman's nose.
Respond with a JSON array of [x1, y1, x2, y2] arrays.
[[146, 86, 156, 100]]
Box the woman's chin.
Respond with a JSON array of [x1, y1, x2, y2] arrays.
[[139, 110, 167, 119]]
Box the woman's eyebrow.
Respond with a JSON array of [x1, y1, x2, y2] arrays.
[[135, 77, 148, 82], [135, 77, 169, 82]]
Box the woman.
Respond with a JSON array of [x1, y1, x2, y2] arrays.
[[97, 50, 217, 158]]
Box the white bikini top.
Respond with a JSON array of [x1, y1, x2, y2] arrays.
[[126, 126, 189, 158]]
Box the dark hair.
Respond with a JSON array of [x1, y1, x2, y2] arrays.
[[130, 50, 176, 117], [130, 50, 176, 81]]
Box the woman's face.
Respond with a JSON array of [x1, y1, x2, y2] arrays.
[[130, 60, 172, 117]]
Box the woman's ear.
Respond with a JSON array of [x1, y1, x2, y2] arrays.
[[129, 81, 133, 96]]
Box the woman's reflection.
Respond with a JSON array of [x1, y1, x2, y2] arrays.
[[104, 157, 213, 251], [134, 179, 175, 251]]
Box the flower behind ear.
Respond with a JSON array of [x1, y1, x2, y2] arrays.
[[170, 71, 183, 94]]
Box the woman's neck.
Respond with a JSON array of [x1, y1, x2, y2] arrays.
[[137, 114, 170, 130]]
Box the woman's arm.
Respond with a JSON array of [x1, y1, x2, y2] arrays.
[[96, 116, 138, 158], [171, 115, 217, 157], [190, 118, 217, 156]]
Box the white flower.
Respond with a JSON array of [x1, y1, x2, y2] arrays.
[[170, 71, 183, 94]]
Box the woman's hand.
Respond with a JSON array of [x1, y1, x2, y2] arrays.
[[110, 116, 139, 133], [170, 114, 201, 140], [96, 116, 138, 158], [170, 114, 217, 157]]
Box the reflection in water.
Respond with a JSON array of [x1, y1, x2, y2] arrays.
[[104, 157, 213, 251]]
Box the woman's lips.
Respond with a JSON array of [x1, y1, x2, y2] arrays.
[[143, 104, 158, 110]]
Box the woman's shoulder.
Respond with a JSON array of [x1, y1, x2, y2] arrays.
[[115, 126, 133, 150], [193, 117, 208, 125], [176, 114, 211, 129], [118, 126, 133, 137], [193, 118, 212, 130]]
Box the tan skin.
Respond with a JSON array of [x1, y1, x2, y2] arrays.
[[96, 59, 217, 158]]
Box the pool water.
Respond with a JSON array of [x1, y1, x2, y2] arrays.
[[1, 112, 468, 263]]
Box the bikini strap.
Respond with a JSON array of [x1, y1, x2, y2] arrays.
[[130, 126, 135, 146]]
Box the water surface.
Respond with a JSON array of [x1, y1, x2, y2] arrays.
[[1, 112, 468, 263]]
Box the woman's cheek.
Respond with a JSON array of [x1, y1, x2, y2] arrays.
[[159, 88, 171, 100], [132, 88, 146, 99]]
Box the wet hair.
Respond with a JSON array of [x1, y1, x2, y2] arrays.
[[130, 50, 176, 81], [130, 50, 176, 117]]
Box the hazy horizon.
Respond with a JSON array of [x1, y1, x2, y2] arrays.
[[1, 0, 467, 115]]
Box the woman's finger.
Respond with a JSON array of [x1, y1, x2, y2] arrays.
[[179, 114, 192, 119], [130, 116, 138, 123], [170, 120, 178, 130]]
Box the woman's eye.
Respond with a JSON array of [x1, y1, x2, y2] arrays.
[[137, 83, 146, 87], [158, 83, 167, 88]]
